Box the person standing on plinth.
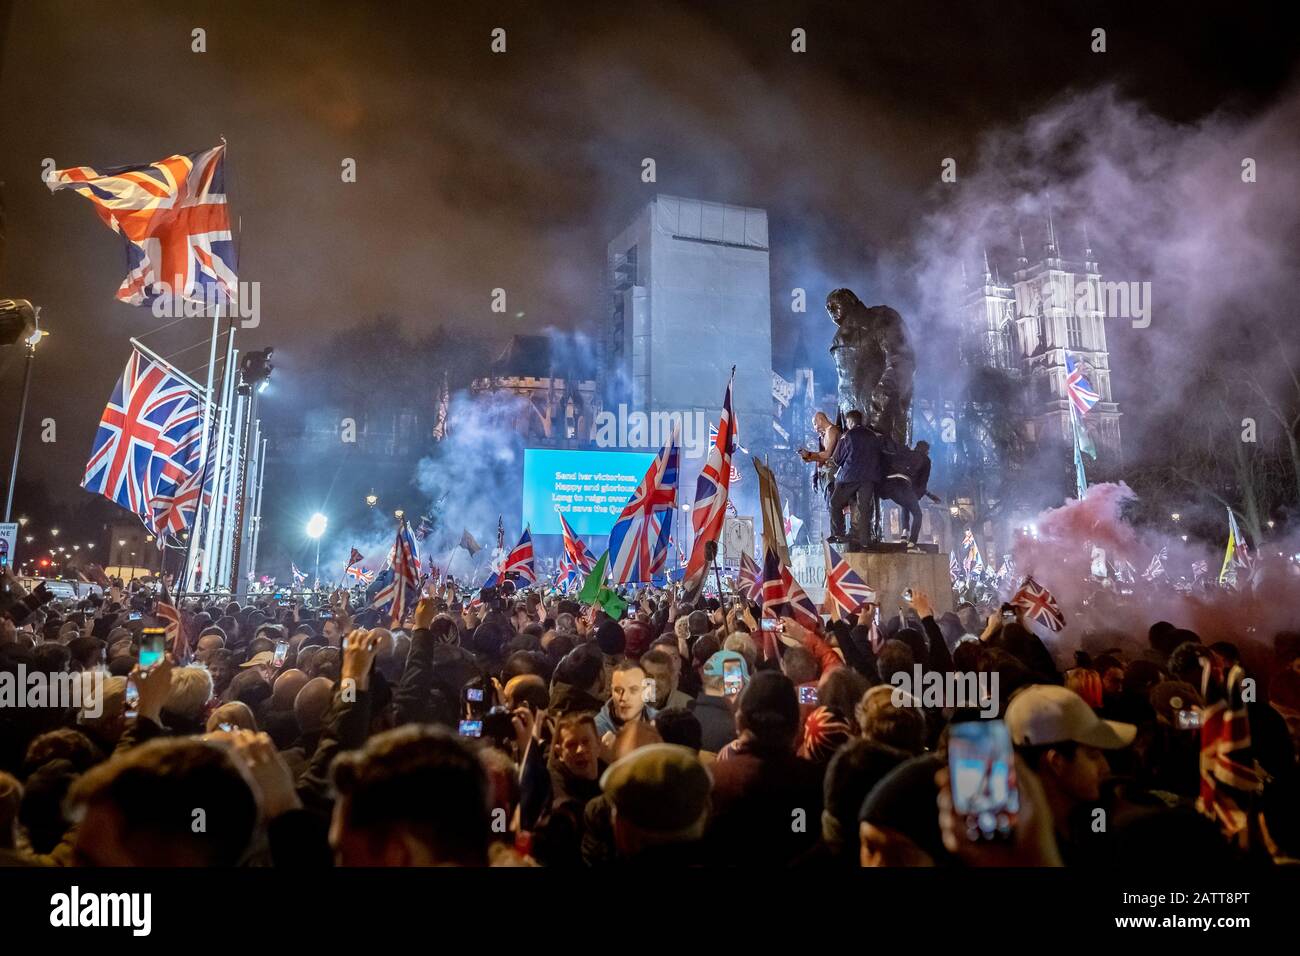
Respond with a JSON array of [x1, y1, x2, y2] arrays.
[[826, 409, 884, 549]]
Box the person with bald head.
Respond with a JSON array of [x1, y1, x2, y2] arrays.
[[272, 668, 310, 713], [800, 410, 842, 517], [292, 676, 335, 759], [195, 630, 226, 664]]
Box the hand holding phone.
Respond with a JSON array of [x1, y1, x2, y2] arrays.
[[947, 720, 1019, 842]]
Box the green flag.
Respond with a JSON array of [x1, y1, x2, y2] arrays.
[[578, 551, 609, 604], [578, 551, 627, 619]]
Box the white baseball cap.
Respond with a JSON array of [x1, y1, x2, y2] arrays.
[[1004, 684, 1136, 749]]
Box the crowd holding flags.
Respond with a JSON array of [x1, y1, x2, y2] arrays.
[[608, 428, 680, 585], [684, 371, 737, 596]]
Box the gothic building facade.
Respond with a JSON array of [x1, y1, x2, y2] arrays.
[[958, 216, 1123, 460]]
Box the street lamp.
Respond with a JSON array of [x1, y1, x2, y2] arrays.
[[1170, 512, 1181, 523], [306, 512, 328, 585], [17, 516, 27, 527], [394, 509, 404, 520], [2, 299, 46, 522], [51, 528, 59, 538], [365, 491, 378, 508]]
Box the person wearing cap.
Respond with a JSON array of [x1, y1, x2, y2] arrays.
[[692, 650, 747, 753], [1005, 684, 1135, 861], [600, 743, 711, 863]]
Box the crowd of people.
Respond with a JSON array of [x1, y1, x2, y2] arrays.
[[0, 567, 1297, 868]]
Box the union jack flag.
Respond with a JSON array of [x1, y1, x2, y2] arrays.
[[346, 547, 363, 569], [503, 528, 537, 584], [685, 374, 737, 593], [83, 348, 207, 536], [371, 519, 420, 625], [346, 564, 376, 585], [738, 550, 763, 601], [1065, 353, 1101, 417], [1191, 559, 1209, 582], [46, 144, 237, 308], [1143, 546, 1168, 581], [291, 563, 307, 587], [559, 513, 596, 574], [1010, 576, 1066, 632], [760, 548, 821, 632], [147, 394, 212, 538], [414, 515, 434, 540], [154, 579, 192, 665], [608, 430, 680, 584], [949, 550, 963, 584], [1197, 664, 1263, 844], [823, 542, 876, 619]]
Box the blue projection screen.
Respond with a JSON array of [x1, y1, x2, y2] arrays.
[[522, 448, 656, 537]]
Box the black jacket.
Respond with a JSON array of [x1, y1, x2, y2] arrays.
[[832, 425, 885, 484]]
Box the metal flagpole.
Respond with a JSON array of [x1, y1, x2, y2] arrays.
[[1069, 402, 1088, 500], [202, 320, 236, 592], [247, 432, 267, 584], [178, 312, 220, 594], [217, 381, 245, 589]]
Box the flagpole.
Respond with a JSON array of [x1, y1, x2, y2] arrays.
[[181, 310, 222, 593], [1069, 401, 1088, 500], [202, 318, 236, 592]]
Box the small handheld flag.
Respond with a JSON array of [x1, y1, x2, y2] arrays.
[[1010, 576, 1066, 632]]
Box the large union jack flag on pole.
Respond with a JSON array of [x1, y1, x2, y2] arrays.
[[83, 348, 207, 537], [46, 144, 238, 308], [608, 428, 680, 584], [684, 371, 738, 594], [1065, 353, 1101, 416]]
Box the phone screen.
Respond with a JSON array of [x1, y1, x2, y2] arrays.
[[273, 640, 289, 667], [760, 618, 779, 632], [125, 679, 139, 719], [465, 687, 484, 702], [798, 685, 819, 705], [458, 719, 483, 738], [139, 628, 166, 669], [723, 660, 743, 696], [128, 611, 143, 621], [948, 720, 1019, 841]]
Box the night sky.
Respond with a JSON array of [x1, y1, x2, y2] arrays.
[[1, 0, 1297, 524]]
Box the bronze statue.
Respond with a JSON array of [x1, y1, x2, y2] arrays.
[[826, 288, 915, 447]]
